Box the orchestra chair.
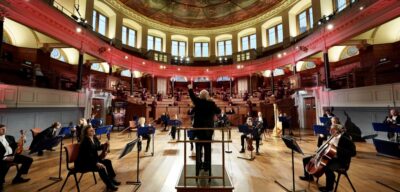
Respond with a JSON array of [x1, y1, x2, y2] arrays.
[[137, 126, 155, 157], [90, 119, 103, 128], [128, 121, 137, 138], [95, 125, 113, 140], [333, 167, 356, 192], [60, 144, 97, 192], [30, 128, 42, 138]]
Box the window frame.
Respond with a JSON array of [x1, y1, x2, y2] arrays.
[[92, 10, 108, 36], [296, 7, 313, 35], [334, 0, 356, 12], [240, 34, 257, 51], [267, 23, 283, 46], [217, 39, 233, 56], [122, 26, 137, 48], [171, 40, 187, 57], [194, 42, 209, 57], [147, 35, 163, 52]]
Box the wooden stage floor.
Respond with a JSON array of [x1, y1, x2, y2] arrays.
[[4, 127, 400, 192]]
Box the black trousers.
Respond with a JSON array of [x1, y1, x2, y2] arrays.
[[302, 156, 312, 178], [0, 154, 33, 183], [97, 159, 116, 187], [240, 134, 260, 152], [171, 126, 177, 139], [324, 159, 342, 190], [195, 142, 211, 175], [138, 135, 151, 152]]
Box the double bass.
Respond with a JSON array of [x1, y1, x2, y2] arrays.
[[305, 129, 344, 177]]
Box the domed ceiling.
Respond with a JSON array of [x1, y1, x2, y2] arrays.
[[118, 0, 284, 28]]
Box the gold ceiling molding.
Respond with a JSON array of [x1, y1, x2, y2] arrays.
[[104, 0, 298, 35]]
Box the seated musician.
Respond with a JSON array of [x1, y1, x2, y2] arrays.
[[160, 113, 170, 131], [226, 103, 235, 115], [317, 117, 340, 147], [239, 117, 262, 155], [170, 114, 179, 140], [217, 110, 229, 127], [137, 117, 151, 152], [300, 124, 356, 192], [75, 125, 120, 191], [0, 124, 32, 191], [74, 118, 87, 143], [383, 109, 400, 141], [29, 122, 61, 156]]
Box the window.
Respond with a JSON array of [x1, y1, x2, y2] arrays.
[[194, 42, 209, 57], [147, 35, 162, 51], [217, 40, 232, 56], [297, 7, 313, 34], [91, 63, 105, 72], [241, 34, 256, 51], [50, 49, 66, 62], [121, 70, 132, 77], [92, 10, 108, 36], [122, 26, 136, 47], [172, 40, 186, 57], [335, 0, 356, 12], [267, 24, 283, 46]]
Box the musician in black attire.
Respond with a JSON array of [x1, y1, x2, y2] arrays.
[[217, 110, 229, 127], [188, 84, 221, 174], [383, 109, 400, 141], [239, 117, 261, 154], [187, 106, 195, 151], [299, 124, 356, 192], [0, 124, 32, 192], [75, 125, 120, 191], [29, 122, 61, 156]]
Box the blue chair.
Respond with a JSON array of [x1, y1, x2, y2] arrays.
[[95, 125, 112, 140], [58, 126, 73, 137], [90, 119, 103, 128]]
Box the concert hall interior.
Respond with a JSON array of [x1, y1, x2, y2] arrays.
[[1, 0, 400, 192]]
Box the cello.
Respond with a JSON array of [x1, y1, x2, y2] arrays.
[[15, 130, 26, 155], [305, 128, 344, 177]]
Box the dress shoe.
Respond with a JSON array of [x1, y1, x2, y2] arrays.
[[107, 184, 118, 191], [12, 177, 30, 184], [37, 151, 44, 156], [256, 151, 260, 155], [112, 179, 121, 186], [239, 149, 245, 153], [299, 176, 314, 181], [318, 186, 333, 192]]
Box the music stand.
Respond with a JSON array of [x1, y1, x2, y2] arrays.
[[120, 138, 141, 192], [237, 125, 255, 161], [37, 136, 64, 191], [274, 136, 306, 192]]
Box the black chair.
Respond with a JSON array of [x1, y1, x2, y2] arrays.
[[334, 168, 356, 192], [60, 144, 97, 192]]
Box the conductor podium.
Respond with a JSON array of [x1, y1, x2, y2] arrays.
[[175, 127, 234, 192]]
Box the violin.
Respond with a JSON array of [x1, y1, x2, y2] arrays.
[[15, 130, 26, 155], [99, 140, 110, 159], [305, 129, 344, 177]]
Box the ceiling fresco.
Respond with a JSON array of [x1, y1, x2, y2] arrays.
[[118, 0, 283, 28]]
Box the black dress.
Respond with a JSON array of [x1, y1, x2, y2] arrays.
[[75, 137, 116, 188]]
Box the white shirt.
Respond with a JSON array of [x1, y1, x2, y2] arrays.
[[0, 135, 13, 159], [329, 133, 342, 147]]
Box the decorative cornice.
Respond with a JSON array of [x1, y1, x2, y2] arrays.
[[105, 0, 297, 35]]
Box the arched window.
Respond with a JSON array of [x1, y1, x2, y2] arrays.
[[91, 63, 105, 72], [171, 76, 188, 82], [194, 77, 210, 82], [50, 48, 66, 62], [273, 68, 285, 76], [121, 69, 132, 77], [216, 76, 231, 82]]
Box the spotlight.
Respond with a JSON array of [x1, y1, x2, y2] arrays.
[[142, 61, 146, 65], [76, 27, 82, 33], [186, 57, 190, 62], [327, 24, 334, 30], [359, 6, 364, 10], [277, 53, 282, 58], [125, 56, 128, 59], [178, 68, 181, 71]]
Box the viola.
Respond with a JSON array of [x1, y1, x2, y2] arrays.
[[99, 140, 110, 159], [15, 130, 26, 155], [246, 137, 254, 151]]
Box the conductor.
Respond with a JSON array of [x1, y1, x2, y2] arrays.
[[188, 84, 221, 176]]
